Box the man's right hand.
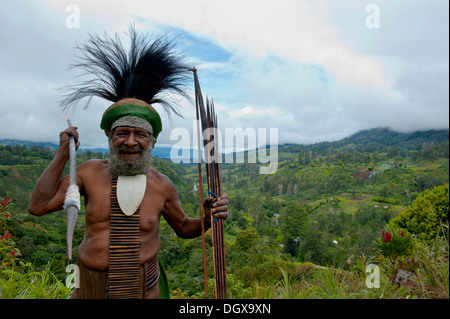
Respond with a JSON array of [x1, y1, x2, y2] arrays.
[[59, 126, 80, 153]]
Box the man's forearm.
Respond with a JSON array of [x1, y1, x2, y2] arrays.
[[28, 148, 69, 215], [176, 216, 212, 239]]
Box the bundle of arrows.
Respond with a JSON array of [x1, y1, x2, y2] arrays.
[[191, 68, 227, 299]]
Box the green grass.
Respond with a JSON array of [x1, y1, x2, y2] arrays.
[[0, 260, 72, 299], [237, 230, 449, 299]]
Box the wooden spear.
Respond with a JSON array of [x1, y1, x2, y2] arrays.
[[65, 119, 79, 261]]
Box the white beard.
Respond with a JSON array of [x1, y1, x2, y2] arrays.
[[108, 138, 152, 176]]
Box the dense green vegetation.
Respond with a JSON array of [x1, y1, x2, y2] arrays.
[[0, 128, 448, 299]]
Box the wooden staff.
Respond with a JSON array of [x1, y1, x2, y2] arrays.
[[191, 69, 227, 299]]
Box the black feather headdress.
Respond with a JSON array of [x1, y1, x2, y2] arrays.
[[59, 24, 191, 118]]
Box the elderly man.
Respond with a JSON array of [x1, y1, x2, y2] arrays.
[[27, 27, 228, 299]]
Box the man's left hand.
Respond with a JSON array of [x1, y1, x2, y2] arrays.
[[204, 193, 228, 220]]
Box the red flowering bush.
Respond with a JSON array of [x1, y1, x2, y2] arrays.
[[376, 224, 414, 268], [382, 230, 392, 243], [1, 198, 11, 207], [0, 198, 20, 269]]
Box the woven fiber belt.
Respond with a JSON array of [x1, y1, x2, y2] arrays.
[[107, 175, 141, 299]]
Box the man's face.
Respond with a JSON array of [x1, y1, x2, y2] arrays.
[[108, 126, 154, 176]]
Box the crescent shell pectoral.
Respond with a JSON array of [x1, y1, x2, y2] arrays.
[[116, 174, 147, 216]]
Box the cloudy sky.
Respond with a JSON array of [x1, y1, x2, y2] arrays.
[[0, 0, 448, 151]]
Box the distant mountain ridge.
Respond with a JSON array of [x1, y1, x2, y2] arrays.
[[278, 127, 449, 154], [340, 127, 449, 147], [1, 127, 448, 159], [0, 138, 176, 159], [0, 139, 60, 150]]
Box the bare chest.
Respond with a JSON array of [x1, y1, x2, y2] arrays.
[[83, 178, 165, 232]]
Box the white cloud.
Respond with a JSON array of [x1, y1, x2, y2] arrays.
[[39, 0, 392, 88], [229, 106, 277, 118], [0, 0, 448, 148], [122, 0, 391, 88]]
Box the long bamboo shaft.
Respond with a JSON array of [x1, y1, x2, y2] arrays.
[[192, 68, 209, 299]]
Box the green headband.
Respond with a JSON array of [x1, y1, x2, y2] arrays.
[[100, 104, 162, 138]]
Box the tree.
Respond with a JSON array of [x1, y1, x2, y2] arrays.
[[300, 223, 325, 264], [279, 201, 309, 256], [390, 184, 449, 242], [235, 227, 260, 252], [254, 209, 268, 236]]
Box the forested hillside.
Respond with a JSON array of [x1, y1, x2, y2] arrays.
[[0, 128, 448, 299]]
